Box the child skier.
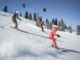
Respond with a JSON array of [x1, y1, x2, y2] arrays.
[[40, 22, 45, 32], [12, 10, 21, 28], [49, 25, 60, 49]]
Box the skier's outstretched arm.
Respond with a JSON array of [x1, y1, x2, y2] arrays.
[[54, 30, 60, 38], [17, 17, 21, 20]]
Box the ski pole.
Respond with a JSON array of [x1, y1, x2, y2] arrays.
[[4, 22, 12, 26], [2, 21, 12, 28]]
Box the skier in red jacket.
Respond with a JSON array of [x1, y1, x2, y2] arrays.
[[12, 10, 21, 28], [40, 22, 46, 32], [40, 22, 44, 31]]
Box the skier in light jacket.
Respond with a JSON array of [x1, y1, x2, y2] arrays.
[[12, 10, 21, 28]]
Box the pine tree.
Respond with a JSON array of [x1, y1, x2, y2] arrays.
[[49, 22, 52, 29], [64, 24, 67, 29], [36, 13, 40, 26], [60, 19, 65, 31], [39, 16, 42, 22], [58, 21, 61, 31], [54, 18, 58, 25], [69, 25, 72, 33], [3, 5, 8, 12], [25, 11, 28, 19], [77, 25, 80, 35], [33, 13, 37, 21], [46, 18, 49, 29], [28, 13, 32, 20], [52, 18, 55, 25]]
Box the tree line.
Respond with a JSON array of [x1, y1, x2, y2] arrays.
[[2, 5, 80, 35]]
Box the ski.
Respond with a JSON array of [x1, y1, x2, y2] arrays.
[[10, 26, 25, 33], [50, 46, 66, 52]]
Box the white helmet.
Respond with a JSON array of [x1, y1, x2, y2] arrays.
[[53, 25, 58, 30], [15, 10, 19, 14]]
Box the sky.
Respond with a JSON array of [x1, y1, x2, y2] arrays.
[[0, 0, 80, 29]]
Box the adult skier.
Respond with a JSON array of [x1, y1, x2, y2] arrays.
[[49, 25, 60, 49], [12, 10, 21, 28]]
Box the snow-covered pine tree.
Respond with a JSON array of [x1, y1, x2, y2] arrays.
[[60, 19, 65, 31], [36, 13, 40, 26], [49, 22, 52, 29], [33, 13, 37, 21], [77, 25, 80, 35], [69, 25, 72, 33], [46, 18, 50, 29], [54, 18, 58, 25], [28, 13, 32, 20], [25, 11, 28, 19], [52, 18, 55, 25], [64, 24, 67, 29], [58, 21, 61, 31], [39, 16, 42, 22]]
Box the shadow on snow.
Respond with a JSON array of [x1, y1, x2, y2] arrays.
[[18, 29, 63, 42]]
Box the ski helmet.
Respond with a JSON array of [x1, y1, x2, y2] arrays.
[[53, 25, 58, 30], [15, 10, 19, 14]]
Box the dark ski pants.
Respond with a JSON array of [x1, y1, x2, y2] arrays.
[[41, 26, 44, 31], [13, 20, 18, 28]]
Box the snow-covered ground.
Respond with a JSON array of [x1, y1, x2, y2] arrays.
[[0, 11, 80, 60]]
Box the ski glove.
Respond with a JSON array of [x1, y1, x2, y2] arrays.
[[57, 34, 60, 38]]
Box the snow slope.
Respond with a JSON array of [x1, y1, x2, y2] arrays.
[[0, 11, 80, 60]]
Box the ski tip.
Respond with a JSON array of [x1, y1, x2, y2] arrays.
[[18, 29, 25, 32], [10, 26, 14, 28]]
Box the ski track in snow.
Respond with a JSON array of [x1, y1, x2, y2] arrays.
[[0, 11, 80, 60]]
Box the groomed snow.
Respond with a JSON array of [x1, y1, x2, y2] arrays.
[[0, 11, 80, 60]]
